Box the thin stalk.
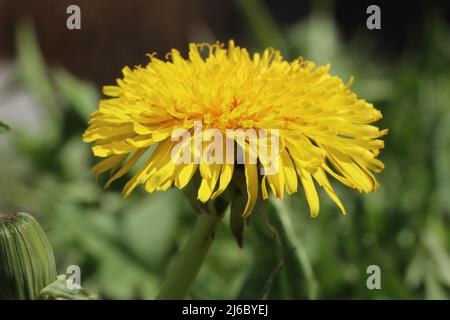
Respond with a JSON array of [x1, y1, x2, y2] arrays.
[[270, 197, 318, 299], [157, 212, 222, 300]]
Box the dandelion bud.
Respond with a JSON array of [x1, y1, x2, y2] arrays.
[[0, 212, 57, 300]]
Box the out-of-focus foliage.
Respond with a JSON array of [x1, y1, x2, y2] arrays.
[[0, 120, 9, 133], [0, 1, 449, 299]]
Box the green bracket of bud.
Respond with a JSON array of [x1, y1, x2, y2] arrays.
[[0, 212, 57, 300]]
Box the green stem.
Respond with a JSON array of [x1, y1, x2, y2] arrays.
[[157, 212, 222, 300]]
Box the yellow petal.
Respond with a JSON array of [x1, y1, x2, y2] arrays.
[[91, 154, 126, 176], [324, 146, 376, 192], [299, 168, 319, 217], [266, 156, 285, 199], [174, 163, 198, 189], [211, 164, 234, 200], [261, 175, 269, 199], [313, 167, 346, 215], [103, 85, 121, 97], [197, 164, 221, 202], [126, 135, 155, 148], [280, 150, 298, 194], [92, 140, 135, 157], [105, 148, 146, 187], [123, 139, 174, 197], [145, 160, 176, 193], [243, 163, 258, 218]]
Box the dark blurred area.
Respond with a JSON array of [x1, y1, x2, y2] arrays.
[[0, 0, 235, 84], [0, 0, 449, 84]]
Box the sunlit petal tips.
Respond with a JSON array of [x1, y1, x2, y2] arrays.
[[83, 40, 387, 217]]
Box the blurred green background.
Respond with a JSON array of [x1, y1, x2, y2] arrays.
[[1, 0, 450, 299]]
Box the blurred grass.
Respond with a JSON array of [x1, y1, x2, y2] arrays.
[[0, 1, 449, 299], [0, 120, 9, 133]]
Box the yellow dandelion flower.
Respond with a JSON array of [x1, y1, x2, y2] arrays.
[[83, 40, 387, 218]]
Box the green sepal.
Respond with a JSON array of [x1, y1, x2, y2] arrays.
[[39, 274, 97, 300], [229, 191, 247, 248]]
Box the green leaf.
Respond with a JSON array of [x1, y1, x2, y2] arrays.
[[236, 204, 284, 299], [269, 198, 319, 299], [53, 68, 99, 121], [237, 198, 318, 299], [121, 191, 181, 269], [0, 120, 10, 133], [434, 113, 450, 212], [51, 202, 160, 299], [15, 19, 61, 151], [233, 0, 291, 54], [16, 20, 59, 119]]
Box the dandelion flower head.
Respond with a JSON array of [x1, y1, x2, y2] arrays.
[[83, 40, 387, 217]]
